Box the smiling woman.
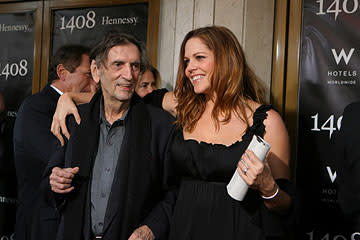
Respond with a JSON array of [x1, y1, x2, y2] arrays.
[[160, 25, 294, 240], [174, 26, 265, 134], [183, 37, 214, 95]]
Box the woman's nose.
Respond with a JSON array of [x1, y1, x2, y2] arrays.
[[186, 60, 197, 73]]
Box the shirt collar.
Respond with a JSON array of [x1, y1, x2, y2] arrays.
[[99, 96, 128, 126], [50, 84, 63, 95]]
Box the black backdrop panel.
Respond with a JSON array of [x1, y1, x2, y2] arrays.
[[0, 9, 34, 240], [51, 3, 148, 56], [0, 11, 34, 113], [296, 0, 360, 239]]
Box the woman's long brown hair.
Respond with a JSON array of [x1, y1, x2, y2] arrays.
[[174, 26, 265, 132]]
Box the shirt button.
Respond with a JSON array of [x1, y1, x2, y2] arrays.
[[101, 193, 106, 198], [98, 222, 103, 227], [105, 168, 111, 172]]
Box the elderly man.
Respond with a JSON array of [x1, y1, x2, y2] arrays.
[[14, 44, 94, 240], [46, 32, 175, 240]]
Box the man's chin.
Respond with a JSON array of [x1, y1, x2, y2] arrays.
[[115, 92, 134, 102]]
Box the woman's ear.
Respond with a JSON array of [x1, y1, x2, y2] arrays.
[[91, 60, 100, 84]]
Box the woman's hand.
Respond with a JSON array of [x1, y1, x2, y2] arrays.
[[163, 91, 177, 117], [51, 93, 81, 146], [237, 149, 277, 196]]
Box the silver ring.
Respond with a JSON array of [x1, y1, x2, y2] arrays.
[[243, 167, 248, 175]]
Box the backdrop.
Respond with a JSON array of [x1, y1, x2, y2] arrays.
[[296, 0, 360, 239], [0, 10, 35, 240]]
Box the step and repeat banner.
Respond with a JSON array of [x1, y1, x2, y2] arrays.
[[39, 0, 158, 89], [0, 11, 34, 113], [51, 3, 148, 56], [0, 10, 35, 240], [296, 0, 360, 239]]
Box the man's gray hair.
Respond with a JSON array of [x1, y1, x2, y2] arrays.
[[90, 31, 149, 73]]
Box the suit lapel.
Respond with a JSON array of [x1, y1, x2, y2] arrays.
[[102, 100, 152, 236], [71, 92, 101, 177], [64, 92, 101, 240]]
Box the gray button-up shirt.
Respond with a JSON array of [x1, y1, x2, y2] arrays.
[[90, 99, 128, 236]]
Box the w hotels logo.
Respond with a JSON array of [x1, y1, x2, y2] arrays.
[[326, 166, 336, 183], [327, 48, 357, 82], [331, 48, 355, 65]]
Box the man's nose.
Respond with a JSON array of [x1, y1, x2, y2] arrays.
[[122, 64, 133, 80]]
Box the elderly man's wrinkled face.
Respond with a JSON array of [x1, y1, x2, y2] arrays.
[[92, 43, 141, 103]]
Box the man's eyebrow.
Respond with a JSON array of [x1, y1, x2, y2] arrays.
[[112, 60, 125, 65]]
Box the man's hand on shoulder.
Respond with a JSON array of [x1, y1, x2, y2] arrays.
[[128, 225, 155, 240]]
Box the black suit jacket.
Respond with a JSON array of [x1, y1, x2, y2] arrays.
[[47, 91, 176, 240], [13, 84, 61, 240], [333, 101, 360, 233]]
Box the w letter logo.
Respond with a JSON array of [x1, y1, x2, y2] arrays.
[[331, 48, 355, 65], [326, 166, 337, 183]]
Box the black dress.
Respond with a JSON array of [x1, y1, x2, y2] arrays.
[[168, 105, 293, 240]]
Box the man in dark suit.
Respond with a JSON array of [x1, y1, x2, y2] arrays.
[[333, 102, 360, 235], [13, 44, 94, 240], [47, 32, 176, 240]]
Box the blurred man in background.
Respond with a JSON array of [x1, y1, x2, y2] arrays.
[[13, 44, 95, 240]]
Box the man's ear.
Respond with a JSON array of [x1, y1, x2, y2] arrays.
[[91, 60, 100, 84], [56, 64, 68, 81]]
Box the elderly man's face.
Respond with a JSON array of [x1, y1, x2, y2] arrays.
[[92, 43, 141, 104]]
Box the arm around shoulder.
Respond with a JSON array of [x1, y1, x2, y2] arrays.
[[162, 92, 177, 117], [51, 92, 93, 145], [64, 91, 94, 105], [142, 89, 177, 117]]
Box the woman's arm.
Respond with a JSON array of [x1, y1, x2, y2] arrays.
[[67, 91, 94, 105], [142, 89, 177, 117], [51, 89, 177, 145], [162, 91, 177, 117], [237, 109, 292, 214], [51, 92, 94, 146], [260, 109, 291, 212]]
